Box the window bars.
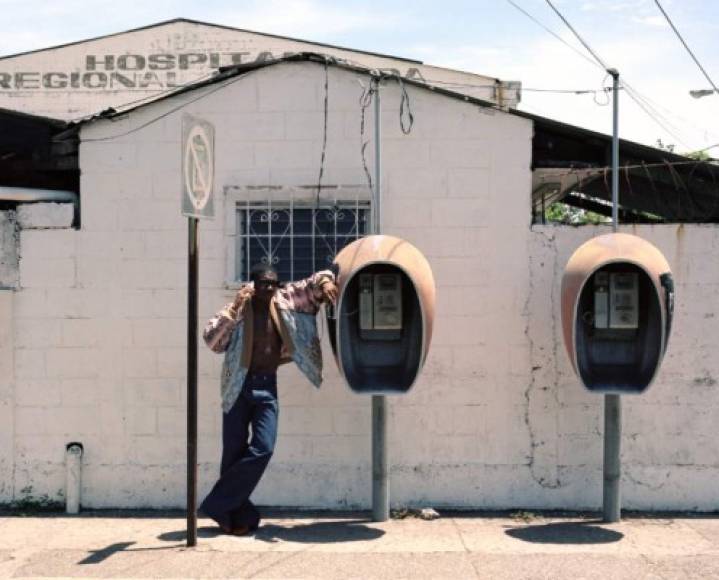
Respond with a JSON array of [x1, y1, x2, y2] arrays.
[[235, 195, 370, 282]]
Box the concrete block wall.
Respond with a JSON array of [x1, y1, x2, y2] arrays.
[[7, 59, 718, 511], [0, 211, 18, 288], [526, 224, 719, 510]]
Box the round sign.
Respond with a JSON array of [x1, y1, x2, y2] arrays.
[[184, 125, 214, 210]]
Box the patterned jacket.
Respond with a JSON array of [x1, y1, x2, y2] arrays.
[[203, 270, 336, 413]]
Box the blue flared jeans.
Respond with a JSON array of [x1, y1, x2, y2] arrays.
[[200, 372, 279, 530]]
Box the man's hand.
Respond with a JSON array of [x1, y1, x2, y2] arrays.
[[230, 284, 254, 316], [321, 281, 338, 304]]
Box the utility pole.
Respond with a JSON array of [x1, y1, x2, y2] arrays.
[[604, 68, 621, 524], [371, 75, 389, 523]]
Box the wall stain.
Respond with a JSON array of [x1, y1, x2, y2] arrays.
[[692, 372, 717, 387]]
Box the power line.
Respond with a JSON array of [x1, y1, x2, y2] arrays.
[[544, 0, 609, 71], [423, 78, 617, 94], [80, 73, 250, 142], [621, 81, 692, 149], [504, 1, 715, 146], [504, 0, 602, 69], [533, 0, 698, 149], [653, 0, 719, 94], [535, 159, 717, 181]]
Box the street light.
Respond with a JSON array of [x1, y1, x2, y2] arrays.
[[690, 89, 718, 99]]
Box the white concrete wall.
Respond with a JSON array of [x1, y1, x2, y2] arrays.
[[0, 290, 14, 502], [0, 211, 18, 288], [526, 224, 719, 511], [7, 60, 718, 511]]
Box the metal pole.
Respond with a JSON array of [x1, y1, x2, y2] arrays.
[[372, 394, 389, 521], [187, 217, 199, 546], [604, 68, 622, 524], [603, 394, 621, 522], [610, 69, 620, 233], [371, 76, 389, 523], [374, 77, 382, 234]]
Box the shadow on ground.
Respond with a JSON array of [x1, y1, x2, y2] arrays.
[[158, 520, 385, 544], [255, 520, 385, 544], [77, 541, 186, 565], [505, 521, 624, 545], [158, 526, 224, 541]]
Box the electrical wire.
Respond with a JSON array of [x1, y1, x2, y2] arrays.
[[534, 159, 717, 181], [359, 77, 376, 194], [74, 70, 219, 123], [533, 0, 699, 149], [397, 76, 414, 134], [504, 0, 601, 69], [423, 78, 618, 95], [544, 0, 609, 70], [653, 0, 719, 94], [315, 57, 330, 209], [621, 81, 692, 149], [80, 72, 249, 142]]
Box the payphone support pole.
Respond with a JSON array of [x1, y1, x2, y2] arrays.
[[604, 68, 622, 524], [371, 75, 390, 523]]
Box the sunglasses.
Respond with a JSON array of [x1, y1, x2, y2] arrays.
[[256, 279, 279, 289]]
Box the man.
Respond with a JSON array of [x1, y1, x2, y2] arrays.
[[200, 263, 337, 535]]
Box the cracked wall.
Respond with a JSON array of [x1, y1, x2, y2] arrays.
[[527, 224, 719, 510], [7, 60, 719, 511]]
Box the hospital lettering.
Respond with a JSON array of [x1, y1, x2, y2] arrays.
[[0, 50, 425, 91]]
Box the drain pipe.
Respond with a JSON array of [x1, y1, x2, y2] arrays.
[[65, 442, 83, 514], [0, 186, 77, 203]]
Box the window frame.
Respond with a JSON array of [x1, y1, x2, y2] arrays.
[[224, 186, 372, 288]]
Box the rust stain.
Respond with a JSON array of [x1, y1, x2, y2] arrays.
[[674, 223, 684, 280]]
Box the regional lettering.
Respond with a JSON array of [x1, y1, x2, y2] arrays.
[[0, 51, 426, 91]]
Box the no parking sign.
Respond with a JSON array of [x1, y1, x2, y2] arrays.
[[181, 113, 215, 219]]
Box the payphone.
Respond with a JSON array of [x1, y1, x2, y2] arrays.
[[327, 235, 436, 394], [561, 233, 674, 394], [359, 273, 403, 338]]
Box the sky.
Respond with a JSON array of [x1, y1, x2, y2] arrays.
[[0, 0, 717, 154]]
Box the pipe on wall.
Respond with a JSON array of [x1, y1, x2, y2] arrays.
[[65, 442, 83, 514]]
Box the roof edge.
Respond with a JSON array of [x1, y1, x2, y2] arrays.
[[75, 51, 698, 166], [99, 52, 501, 121], [0, 17, 424, 65], [0, 106, 67, 128]]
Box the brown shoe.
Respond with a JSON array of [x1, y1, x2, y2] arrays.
[[220, 523, 251, 536]]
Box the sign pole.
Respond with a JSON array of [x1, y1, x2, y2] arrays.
[[371, 76, 389, 523], [187, 216, 199, 546], [181, 114, 215, 547], [604, 68, 621, 524]]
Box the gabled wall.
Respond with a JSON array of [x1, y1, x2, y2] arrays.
[[0, 20, 519, 120], [8, 59, 718, 511]]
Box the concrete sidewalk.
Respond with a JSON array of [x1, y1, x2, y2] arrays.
[[0, 510, 718, 579]]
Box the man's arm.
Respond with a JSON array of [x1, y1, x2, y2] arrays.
[[278, 270, 337, 314], [203, 285, 253, 353]]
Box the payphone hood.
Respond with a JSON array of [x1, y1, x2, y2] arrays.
[[330, 235, 436, 391], [561, 232, 673, 380]]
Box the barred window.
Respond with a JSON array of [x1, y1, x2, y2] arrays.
[[235, 200, 370, 282]]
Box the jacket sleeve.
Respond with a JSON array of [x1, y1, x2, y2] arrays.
[[278, 269, 336, 315], [203, 301, 242, 354]]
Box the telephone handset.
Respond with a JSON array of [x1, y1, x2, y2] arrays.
[[593, 271, 639, 330], [359, 273, 402, 339]]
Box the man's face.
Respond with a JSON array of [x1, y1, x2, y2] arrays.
[[254, 271, 279, 303]]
